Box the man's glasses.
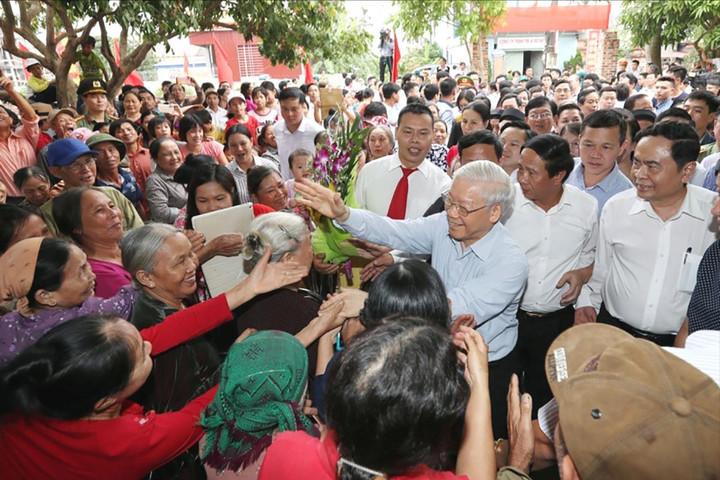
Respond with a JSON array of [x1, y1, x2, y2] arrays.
[[64, 157, 96, 173], [528, 112, 553, 120], [441, 192, 487, 217]]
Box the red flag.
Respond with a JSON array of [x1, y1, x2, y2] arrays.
[[304, 61, 314, 84], [113, 39, 144, 86], [54, 39, 80, 82], [18, 42, 30, 80], [391, 32, 401, 82], [212, 34, 233, 84], [183, 51, 189, 75]]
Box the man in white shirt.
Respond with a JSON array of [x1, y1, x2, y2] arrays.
[[204, 89, 227, 130], [437, 78, 457, 132], [504, 133, 598, 410], [356, 103, 450, 218], [274, 87, 324, 179], [381, 82, 402, 126], [575, 121, 718, 345], [355, 104, 451, 279]]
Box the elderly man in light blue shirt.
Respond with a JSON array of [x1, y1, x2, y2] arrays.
[[566, 109, 633, 217], [296, 160, 528, 439]]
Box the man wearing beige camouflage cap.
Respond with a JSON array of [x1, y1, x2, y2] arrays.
[[545, 323, 719, 479]]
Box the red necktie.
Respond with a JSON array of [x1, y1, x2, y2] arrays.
[[386, 167, 417, 219]]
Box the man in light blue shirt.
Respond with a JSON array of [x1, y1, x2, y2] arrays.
[[566, 109, 633, 216], [296, 161, 528, 439], [653, 76, 676, 114]]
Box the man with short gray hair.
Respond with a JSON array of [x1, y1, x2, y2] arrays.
[[295, 161, 528, 439]]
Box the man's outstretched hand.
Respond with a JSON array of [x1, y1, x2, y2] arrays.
[[294, 179, 350, 221]]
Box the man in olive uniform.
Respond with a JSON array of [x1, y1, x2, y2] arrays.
[[75, 78, 117, 130]]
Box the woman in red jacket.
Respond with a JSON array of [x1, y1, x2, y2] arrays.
[[0, 247, 307, 480]]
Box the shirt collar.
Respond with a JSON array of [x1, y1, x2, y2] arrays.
[[445, 213, 503, 261], [387, 154, 432, 177], [516, 184, 572, 212], [576, 162, 624, 192], [155, 168, 175, 180], [628, 185, 706, 220]]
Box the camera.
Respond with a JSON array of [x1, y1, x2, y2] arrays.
[[380, 28, 389, 40]]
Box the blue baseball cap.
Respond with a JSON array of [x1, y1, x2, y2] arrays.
[[46, 138, 99, 167]]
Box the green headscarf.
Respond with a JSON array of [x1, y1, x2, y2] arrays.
[[200, 330, 316, 471]]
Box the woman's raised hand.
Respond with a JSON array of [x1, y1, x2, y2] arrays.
[[209, 233, 244, 257], [319, 288, 367, 319], [247, 247, 308, 295], [455, 326, 489, 390]]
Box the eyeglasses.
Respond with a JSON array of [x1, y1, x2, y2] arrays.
[[441, 192, 487, 217], [528, 112, 553, 120], [64, 157, 96, 172]]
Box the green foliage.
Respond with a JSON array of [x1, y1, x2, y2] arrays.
[[392, 0, 506, 42], [618, 0, 720, 56], [58, 0, 223, 48], [307, 8, 375, 76], [563, 50, 584, 72], [224, 0, 371, 67], [399, 42, 444, 72], [54, 0, 370, 68]]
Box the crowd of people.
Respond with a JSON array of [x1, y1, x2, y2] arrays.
[[0, 39, 718, 480]]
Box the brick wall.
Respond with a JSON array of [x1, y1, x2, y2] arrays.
[[602, 31, 620, 80]]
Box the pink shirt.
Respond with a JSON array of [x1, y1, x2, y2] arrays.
[[180, 140, 225, 164], [0, 116, 39, 196], [87, 258, 132, 299]]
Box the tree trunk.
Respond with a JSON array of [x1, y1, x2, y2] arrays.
[[54, 61, 74, 108], [471, 39, 486, 84], [106, 42, 154, 99], [648, 34, 662, 67]]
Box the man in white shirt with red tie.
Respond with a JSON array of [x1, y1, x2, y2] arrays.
[[355, 103, 450, 221], [354, 104, 451, 274]]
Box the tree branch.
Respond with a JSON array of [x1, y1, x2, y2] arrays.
[[41, 0, 75, 40], [119, 24, 128, 59], [213, 20, 237, 29], [45, 5, 56, 66], [0, 0, 19, 49], [18, 0, 30, 30], [25, 1, 42, 19], [1, 0, 51, 58], [97, 16, 120, 77]]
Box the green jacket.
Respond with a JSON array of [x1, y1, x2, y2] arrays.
[[41, 186, 143, 237]]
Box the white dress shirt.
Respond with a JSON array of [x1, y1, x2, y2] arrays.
[[689, 162, 707, 187], [577, 185, 718, 334], [384, 102, 401, 126], [206, 106, 227, 129], [275, 117, 324, 180], [504, 184, 598, 313], [354, 154, 451, 219]]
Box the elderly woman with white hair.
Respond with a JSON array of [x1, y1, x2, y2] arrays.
[[234, 211, 337, 394], [120, 223, 256, 478], [295, 160, 529, 440]]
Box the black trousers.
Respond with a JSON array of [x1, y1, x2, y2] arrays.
[[379, 55, 393, 82], [32, 84, 57, 105], [516, 305, 574, 417], [597, 304, 675, 346], [488, 345, 518, 439]]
